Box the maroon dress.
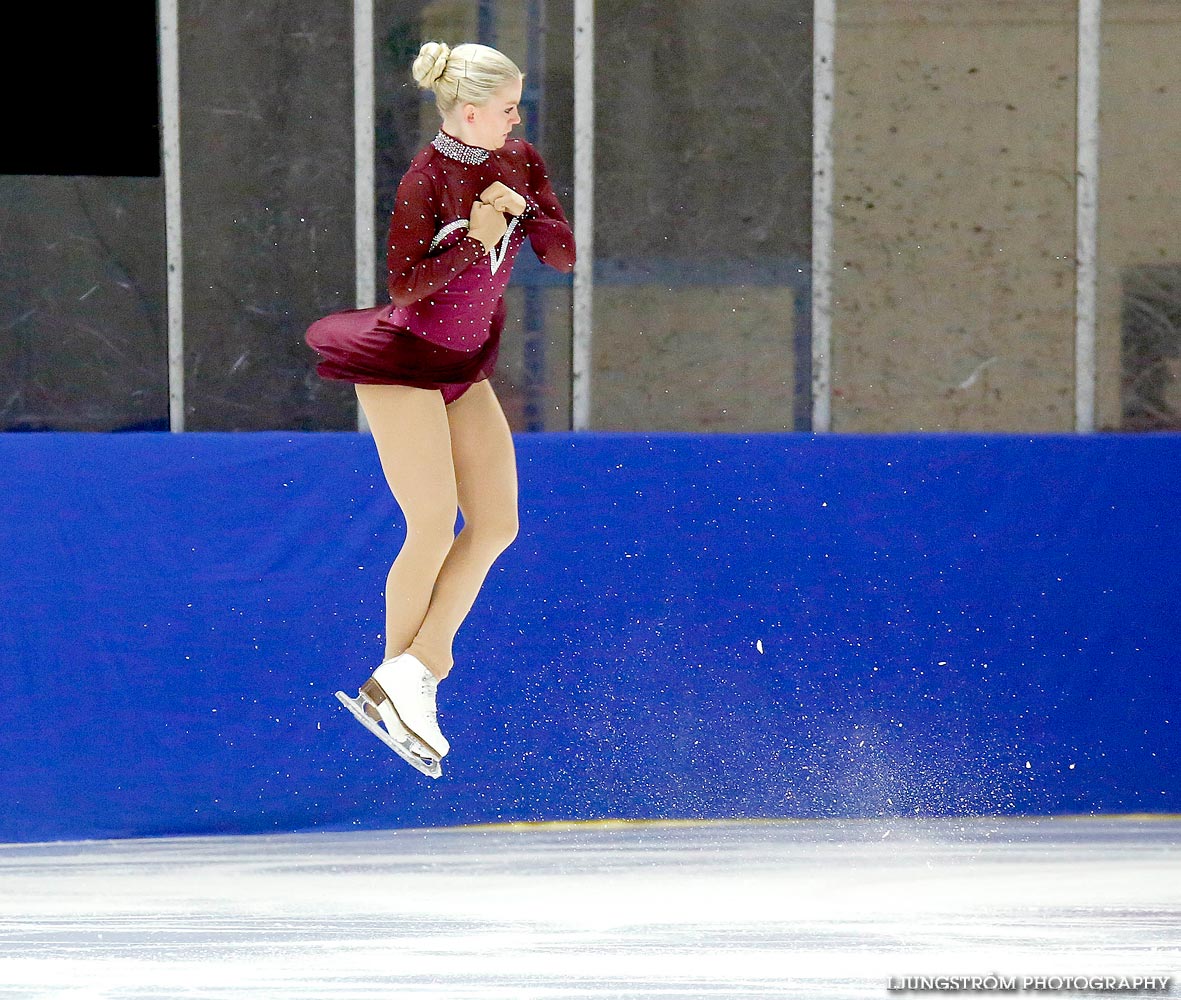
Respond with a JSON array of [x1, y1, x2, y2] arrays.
[[306, 129, 576, 403]]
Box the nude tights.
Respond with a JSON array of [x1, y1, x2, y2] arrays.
[[355, 381, 519, 681]]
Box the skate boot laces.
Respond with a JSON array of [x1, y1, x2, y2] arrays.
[[421, 672, 439, 725]]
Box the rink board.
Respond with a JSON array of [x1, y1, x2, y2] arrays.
[[0, 431, 1178, 842]]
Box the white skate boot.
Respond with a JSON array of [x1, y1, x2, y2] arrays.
[[335, 653, 448, 779]]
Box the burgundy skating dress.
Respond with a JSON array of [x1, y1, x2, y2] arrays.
[[306, 129, 575, 403]]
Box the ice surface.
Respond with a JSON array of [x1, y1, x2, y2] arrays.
[[0, 817, 1177, 999]]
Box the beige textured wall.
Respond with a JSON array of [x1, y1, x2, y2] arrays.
[[831, 0, 1078, 432], [832, 0, 1181, 432], [499, 284, 799, 433], [590, 288, 798, 431]]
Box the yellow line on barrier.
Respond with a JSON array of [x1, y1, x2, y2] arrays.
[[447, 812, 1181, 834], [3, 813, 1178, 849]]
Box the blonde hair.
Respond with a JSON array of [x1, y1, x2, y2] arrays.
[[412, 41, 523, 115]]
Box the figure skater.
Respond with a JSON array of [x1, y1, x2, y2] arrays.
[[305, 41, 576, 777]]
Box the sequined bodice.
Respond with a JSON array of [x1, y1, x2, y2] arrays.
[[387, 213, 528, 351]]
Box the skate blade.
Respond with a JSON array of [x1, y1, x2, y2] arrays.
[[335, 690, 442, 779]]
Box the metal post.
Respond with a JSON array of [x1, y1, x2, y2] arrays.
[[354, 0, 376, 432], [811, 0, 836, 434], [1075, 0, 1101, 433], [160, 0, 184, 432], [522, 0, 548, 432], [572, 0, 595, 431]]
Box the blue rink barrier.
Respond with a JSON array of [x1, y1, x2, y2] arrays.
[[0, 432, 1178, 843]]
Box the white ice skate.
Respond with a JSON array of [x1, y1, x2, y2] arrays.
[[334, 653, 448, 779]]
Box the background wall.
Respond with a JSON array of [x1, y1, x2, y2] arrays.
[[179, 2, 355, 431], [1097, 0, 1181, 430], [831, 1, 1077, 431], [0, 177, 168, 431], [591, 0, 813, 432], [1, 432, 1177, 843], [0, 7, 166, 433], [831, 0, 1181, 432], [2, 1, 1177, 432]]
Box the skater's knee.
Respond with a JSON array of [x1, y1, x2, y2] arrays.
[[495, 513, 520, 552], [464, 509, 518, 555], [403, 507, 458, 556]]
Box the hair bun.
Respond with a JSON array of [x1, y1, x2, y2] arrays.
[[413, 42, 452, 89]]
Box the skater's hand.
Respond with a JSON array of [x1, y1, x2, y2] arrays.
[[468, 200, 508, 252], [479, 181, 527, 218]]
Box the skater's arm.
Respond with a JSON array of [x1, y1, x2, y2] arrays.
[[520, 143, 576, 273], [387, 169, 485, 308]]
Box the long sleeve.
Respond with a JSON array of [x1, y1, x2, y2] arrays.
[[521, 143, 576, 273], [386, 168, 484, 308]]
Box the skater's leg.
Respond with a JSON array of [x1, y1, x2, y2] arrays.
[[404, 380, 519, 680], [354, 383, 459, 663]]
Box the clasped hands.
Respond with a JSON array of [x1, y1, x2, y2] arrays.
[[467, 181, 526, 252]]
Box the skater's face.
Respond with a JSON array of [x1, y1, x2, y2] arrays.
[[462, 78, 523, 150]]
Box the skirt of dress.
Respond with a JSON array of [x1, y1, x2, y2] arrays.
[[305, 303, 502, 405]]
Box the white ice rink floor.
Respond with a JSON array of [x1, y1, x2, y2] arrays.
[[0, 817, 1177, 1000]]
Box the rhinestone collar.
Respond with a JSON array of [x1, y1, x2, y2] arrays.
[[432, 129, 490, 165]]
